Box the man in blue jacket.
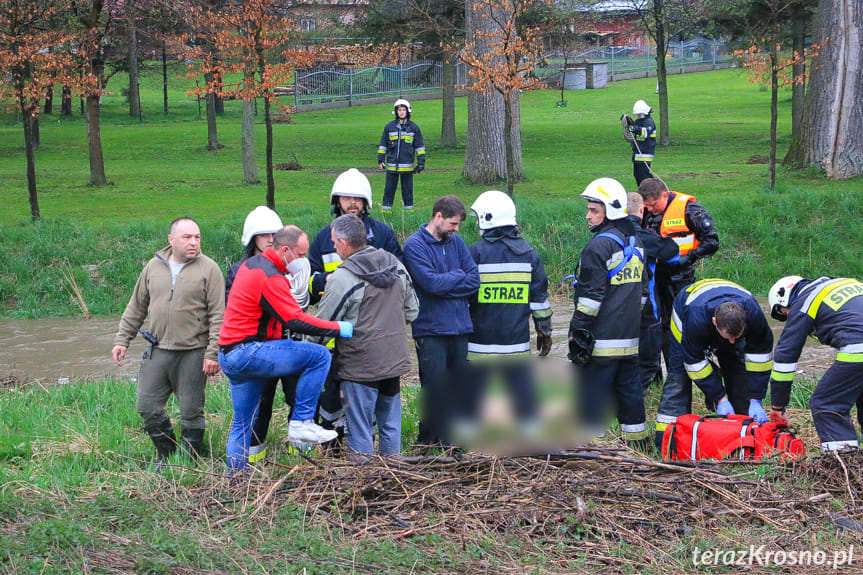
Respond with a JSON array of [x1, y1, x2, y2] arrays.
[[403, 195, 480, 449]]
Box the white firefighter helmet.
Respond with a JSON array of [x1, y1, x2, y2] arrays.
[[330, 168, 373, 210], [633, 100, 652, 116], [768, 275, 803, 321], [393, 98, 412, 114], [470, 190, 517, 231], [581, 178, 627, 221], [241, 206, 284, 247]]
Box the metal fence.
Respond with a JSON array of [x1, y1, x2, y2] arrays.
[[294, 60, 469, 107], [294, 39, 731, 108], [537, 39, 732, 80]]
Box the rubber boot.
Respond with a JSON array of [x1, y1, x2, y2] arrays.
[[147, 425, 177, 465], [180, 427, 206, 461], [653, 430, 662, 454]]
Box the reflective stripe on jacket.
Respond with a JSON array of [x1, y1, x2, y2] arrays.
[[468, 227, 552, 359], [770, 277, 863, 407], [671, 279, 773, 402], [569, 221, 646, 360]]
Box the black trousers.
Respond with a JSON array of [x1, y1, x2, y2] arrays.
[[414, 335, 468, 446], [250, 375, 298, 447], [634, 160, 652, 186], [577, 357, 646, 441], [810, 360, 863, 450], [382, 171, 414, 209]]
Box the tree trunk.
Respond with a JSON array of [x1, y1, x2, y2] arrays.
[[204, 71, 220, 151], [61, 85, 72, 116], [162, 40, 169, 116], [215, 70, 225, 114], [264, 95, 275, 209], [242, 94, 259, 184], [785, 0, 863, 178], [440, 56, 457, 148], [653, 0, 670, 146], [508, 90, 523, 178], [790, 6, 807, 138], [44, 86, 53, 115], [503, 95, 515, 196], [128, 3, 142, 119], [769, 46, 779, 190], [18, 96, 40, 220], [86, 92, 108, 186], [23, 115, 40, 220], [463, 0, 507, 184], [30, 114, 39, 149]]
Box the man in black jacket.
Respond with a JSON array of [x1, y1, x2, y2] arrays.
[[626, 192, 680, 389], [570, 178, 648, 449]]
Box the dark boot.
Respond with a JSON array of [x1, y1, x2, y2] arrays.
[[147, 425, 177, 464], [180, 427, 206, 461]]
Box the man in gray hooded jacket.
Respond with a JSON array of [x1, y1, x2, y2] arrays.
[[312, 214, 419, 457]]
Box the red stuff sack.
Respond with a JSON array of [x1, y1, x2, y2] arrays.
[[662, 414, 806, 462], [751, 421, 806, 461]]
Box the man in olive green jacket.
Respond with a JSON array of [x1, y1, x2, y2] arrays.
[[112, 217, 224, 462]]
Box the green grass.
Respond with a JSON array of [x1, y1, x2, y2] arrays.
[[2, 64, 861, 318], [2, 64, 863, 573]]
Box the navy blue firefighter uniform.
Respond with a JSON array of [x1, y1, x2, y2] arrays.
[[570, 216, 648, 444], [770, 277, 863, 451], [466, 225, 553, 425], [378, 106, 425, 211], [655, 279, 774, 447]]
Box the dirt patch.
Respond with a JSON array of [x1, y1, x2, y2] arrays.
[[274, 161, 302, 171], [747, 154, 770, 164]]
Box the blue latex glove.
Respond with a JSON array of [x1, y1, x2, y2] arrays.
[[748, 399, 768, 423], [716, 399, 735, 417], [337, 321, 353, 338]]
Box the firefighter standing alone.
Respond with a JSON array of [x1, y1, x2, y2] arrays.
[[378, 99, 425, 212]]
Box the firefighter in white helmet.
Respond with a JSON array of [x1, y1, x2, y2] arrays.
[[378, 98, 425, 212], [627, 99, 656, 186], [307, 168, 404, 450], [768, 275, 863, 452], [569, 178, 649, 450], [459, 190, 553, 441]]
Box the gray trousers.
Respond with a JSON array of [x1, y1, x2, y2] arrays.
[[342, 380, 401, 457], [136, 346, 207, 431]]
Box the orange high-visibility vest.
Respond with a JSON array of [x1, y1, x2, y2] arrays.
[[659, 192, 699, 256]]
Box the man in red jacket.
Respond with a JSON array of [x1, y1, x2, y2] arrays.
[[218, 225, 354, 472]]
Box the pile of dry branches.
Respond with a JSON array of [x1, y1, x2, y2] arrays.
[[190, 447, 863, 572]]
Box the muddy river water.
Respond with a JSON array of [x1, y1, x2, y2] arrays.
[[0, 298, 838, 384]]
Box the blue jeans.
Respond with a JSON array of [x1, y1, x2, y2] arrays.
[[219, 340, 331, 471], [342, 380, 401, 456]]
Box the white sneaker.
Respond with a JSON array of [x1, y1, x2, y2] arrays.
[[288, 419, 338, 444]]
